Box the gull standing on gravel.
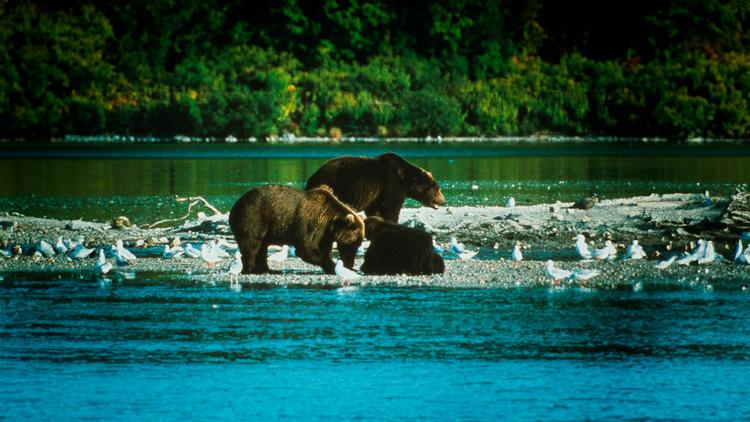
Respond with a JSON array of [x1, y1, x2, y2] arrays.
[[594, 240, 617, 260], [734, 240, 745, 263], [115, 239, 137, 265], [511, 242, 523, 262], [200, 244, 222, 267], [228, 251, 243, 290], [655, 255, 677, 269], [335, 259, 361, 285], [545, 260, 572, 281], [575, 234, 592, 260], [96, 249, 113, 276], [623, 240, 646, 260], [162, 244, 184, 259], [506, 197, 516, 208], [209, 240, 230, 259], [268, 245, 289, 263], [54, 236, 68, 254], [677, 239, 705, 265], [450, 236, 477, 260], [70, 241, 94, 260], [36, 240, 56, 258], [570, 268, 601, 281], [697, 240, 717, 265], [184, 243, 201, 259]]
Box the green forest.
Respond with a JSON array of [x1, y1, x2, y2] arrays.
[[1, 0, 749, 140]]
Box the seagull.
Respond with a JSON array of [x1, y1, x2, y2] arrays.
[[200, 244, 222, 267], [268, 245, 289, 263], [70, 242, 94, 260], [511, 242, 523, 262], [96, 248, 113, 276], [450, 236, 477, 259], [734, 239, 744, 262], [623, 240, 646, 260], [228, 251, 243, 289], [704, 190, 712, 205], [677, 239, 705, 265], [697, 240, 717, 265], [209, 240, 230, 259], [54, 236, 68, 254], [184, 243, 201, 258], [546, 260, 572, 281], [569, 193, 598, 210], [575, 234, 592, 260], [162, 244, 184, 259], [506, 197, 516, 208], [335, 259, 361, 283], [594, 240, 617, 260], [114, 239, 137, 265], [655, 255, 677, 269], [36, 240, 56, 258], [570, 268, 601, 281]]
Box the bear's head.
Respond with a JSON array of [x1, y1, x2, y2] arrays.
[[379, 153, 446, 209], [405, 169, 445, 209], [333, 212, 365, 247]]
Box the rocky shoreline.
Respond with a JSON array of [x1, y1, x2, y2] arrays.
[[1, 192, 749, 290]]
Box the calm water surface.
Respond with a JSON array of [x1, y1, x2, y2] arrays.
[[1, 142, 749, 222], [1, 273, 750, 420]]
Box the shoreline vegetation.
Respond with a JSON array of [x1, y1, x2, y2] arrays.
[[2, 2, 750, 141], [2, 135, 749, 145]]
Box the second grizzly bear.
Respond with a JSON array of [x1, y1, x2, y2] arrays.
[[228, 185, 364, 274], [360, 216, 445, 276], [305, 152, 445, 223]]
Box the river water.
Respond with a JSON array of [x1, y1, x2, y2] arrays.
[[2, 142, 750, 419]]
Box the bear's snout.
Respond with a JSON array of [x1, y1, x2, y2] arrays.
[[426, 188, 446, 209]]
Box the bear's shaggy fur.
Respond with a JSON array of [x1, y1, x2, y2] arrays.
[[360, 216, 444, 276], [305, 152, 445, 222], [228, 185, 364, 274]]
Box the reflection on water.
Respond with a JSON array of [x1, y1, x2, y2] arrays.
[[1, 273, 749, 419], [1, 143, 749, 221]]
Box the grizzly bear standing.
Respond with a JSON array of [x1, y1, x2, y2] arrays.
[[228, 185, 364, 275], [360, 216, 445, 276], [305, 152, 445, 223]]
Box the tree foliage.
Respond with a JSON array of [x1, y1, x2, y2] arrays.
[[1, 0, 749, 139]]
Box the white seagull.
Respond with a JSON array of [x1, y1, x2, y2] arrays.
[[511, 242, 523, 262], [184, 243, 201, 259], [36, 240, 56, 258], [54, 236, 68, 254], [546, 260, 572, 281], [200, 244, 222, 267], [677, 239, 706, 265], [450, 236, 477, 260], [697, 240, 717, 265], [70, 242, 94, 260], [655, 255, 677, 269], [162, 244, 184, 259], [335, 259, 361, 283], [734, 239, 745, 263], [506, 197, 516, 208], [623, 240, 646, 260], [575, 234, 592, 260], [114, 239, 137, 265], [268, 245, 289, 263], [209, 240, 230, 259], [570, 268, 601, 281], [594, 240, 617, 260], [96, 248, 113, 276]]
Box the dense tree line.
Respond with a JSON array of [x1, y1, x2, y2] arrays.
[[1, 0, 749, 139]]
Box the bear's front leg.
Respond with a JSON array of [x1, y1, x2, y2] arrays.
[[337, 243, 358, 270]]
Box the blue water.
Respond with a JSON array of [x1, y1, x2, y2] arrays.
[[2, 273, 750, 420]]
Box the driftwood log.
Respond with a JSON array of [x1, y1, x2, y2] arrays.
[[721, 192, 750, 231]]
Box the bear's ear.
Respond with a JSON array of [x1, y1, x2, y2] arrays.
[[317, 184, 333, 193], [345, 213, 356, 225]]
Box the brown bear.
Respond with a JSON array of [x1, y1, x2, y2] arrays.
[[228, 185, 364, 275], [304, 152, 445, 223], [360, 216, 445, 276]]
